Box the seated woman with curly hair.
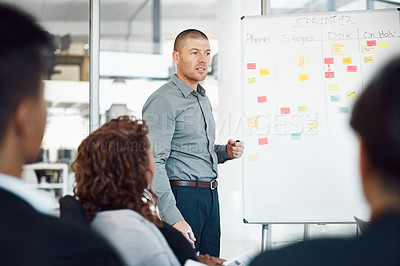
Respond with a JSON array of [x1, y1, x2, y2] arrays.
[[72, 116, 181, 266]]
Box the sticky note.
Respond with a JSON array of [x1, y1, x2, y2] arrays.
[[308, 121, 319, 130], [295, 53, 312, 69], [362, 41, 377, 53], [347, 66, 357, 72], [366, 40, 377, 47], [291, 133, 301, 140], [332, 42, 346, 55], [299, 74, 309, 81], [379, 41, 389, 48], [325, 72, 335, 78], [298, 106, 307, 112], [364, 56, 373, 63], [324, 58, 334, 64], [248, 154, 258, 161], [331, 95, 340, 102], [246, 116, 260, 130], [328, 84, 338, 91], [280, 107, 290, 114], [258, 138, 268, 145], [342, 57, 352, 64], [247, 63, 256, 69], [257, 96, 267, 103], [248, 77, 257, 84], [260, 69, 269, 75], [346, 91, 356, 98], [339, 107, 349, 114]]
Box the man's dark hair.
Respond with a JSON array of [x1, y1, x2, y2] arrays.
[[350, 57, 400, 191], [0, 4, 52, 144], [173, 29, 208, 52]]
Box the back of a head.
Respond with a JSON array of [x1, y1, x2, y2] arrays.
[[350, 57, 400, 192], [0, 4, 52, 145], [173, 29, 208, 52]]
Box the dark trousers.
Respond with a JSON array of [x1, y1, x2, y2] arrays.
[[171, 186, 221, 257]]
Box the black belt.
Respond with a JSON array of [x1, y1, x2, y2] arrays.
[[170, 180, 218, 190]]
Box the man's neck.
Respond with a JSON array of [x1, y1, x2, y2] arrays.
[[0, 130, 23, 178], [176, 73, 198, 91]]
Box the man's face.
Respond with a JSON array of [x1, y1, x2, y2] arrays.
[[174, 38, 211, 86]]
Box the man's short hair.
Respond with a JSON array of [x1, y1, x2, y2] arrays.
[[173, 29, 208, 52], [0, 4, 52, 144], [350, 57, 400, 191]]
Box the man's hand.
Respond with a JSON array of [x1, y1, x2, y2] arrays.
[[172, 219, 196, 245], [227, 139, 244, 159]]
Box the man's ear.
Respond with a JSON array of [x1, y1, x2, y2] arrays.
[[172, 50, 179, 65], [13, 99, 32, 138]]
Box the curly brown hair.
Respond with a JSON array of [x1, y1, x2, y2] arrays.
[[72, 116, 161, 226]]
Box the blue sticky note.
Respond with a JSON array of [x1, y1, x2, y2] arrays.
[[330, 95, 340, 102], [339, 107, 349, 114], [291, 133, 301, 140]]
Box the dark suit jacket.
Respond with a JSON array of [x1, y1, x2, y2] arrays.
[[0, 188, 122, 266], [251, 213, 400, 266]]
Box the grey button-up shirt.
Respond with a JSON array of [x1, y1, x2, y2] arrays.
[[142, 75, 232, 225]]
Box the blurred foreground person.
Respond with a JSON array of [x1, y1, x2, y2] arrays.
[[251, 58, 400, 266], [0, 4, 122, 265]]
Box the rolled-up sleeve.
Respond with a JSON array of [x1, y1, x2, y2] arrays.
[[214, 144, 233, 164]]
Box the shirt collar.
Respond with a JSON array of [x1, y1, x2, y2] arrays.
[[171, 74, 206, 98], [0, 172, 58, 215]]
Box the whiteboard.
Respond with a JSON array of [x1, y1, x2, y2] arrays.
[[241, 9, 400, 223]]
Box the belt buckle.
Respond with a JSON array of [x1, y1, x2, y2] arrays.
[[210, 180, 218, 190]]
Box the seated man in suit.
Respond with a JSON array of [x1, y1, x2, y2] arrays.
[[251, 58, 400, 266], [0, 4, 122, 265]]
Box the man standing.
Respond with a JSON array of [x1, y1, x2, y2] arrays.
[[143, 29, 244, 256], [0, 4, 121, 265]]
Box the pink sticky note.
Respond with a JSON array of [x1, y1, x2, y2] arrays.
[[325, 72, 335, 78], [347, 65, 357, 72], [247, 63, 256, 69], [366, 40, 377, 47], [281, 107, 290, 114], [258, 138, 268, 145], [257, 96, 267, 103], [324, 58, 334, 64]]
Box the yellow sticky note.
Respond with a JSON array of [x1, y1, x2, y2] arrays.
[[308, 121, 319, 130], [248, 77, 256, 84], [342, 57, 352, 64], [364, 56, 373, 63], [362, 41, 377, 53], [346, 91, 356, 98], [246, 116, 260, 130], [248, 154, 258, 161], [299, 74, 309, 81], [295, 53, 312, 69], [260, 69, 269, 75], [332, 42, 346, 55], [379, 41, 389, 48], [328, 84, 338, 91], [298, 106, 307, 113]]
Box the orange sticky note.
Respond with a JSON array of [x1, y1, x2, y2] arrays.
[[260, 69, 269, 75], [281, 107, 290, 114], [347, 66, 357, 72], [258, 138, 268, 145], [367, 40, 377, 47], [299, 74, 309, 81], [257, 96, 267, 103], [247, 63, 256, 69], [342, 57, 352, 64], [324, 58, 334, 64], [325, 72, 334, 78]]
